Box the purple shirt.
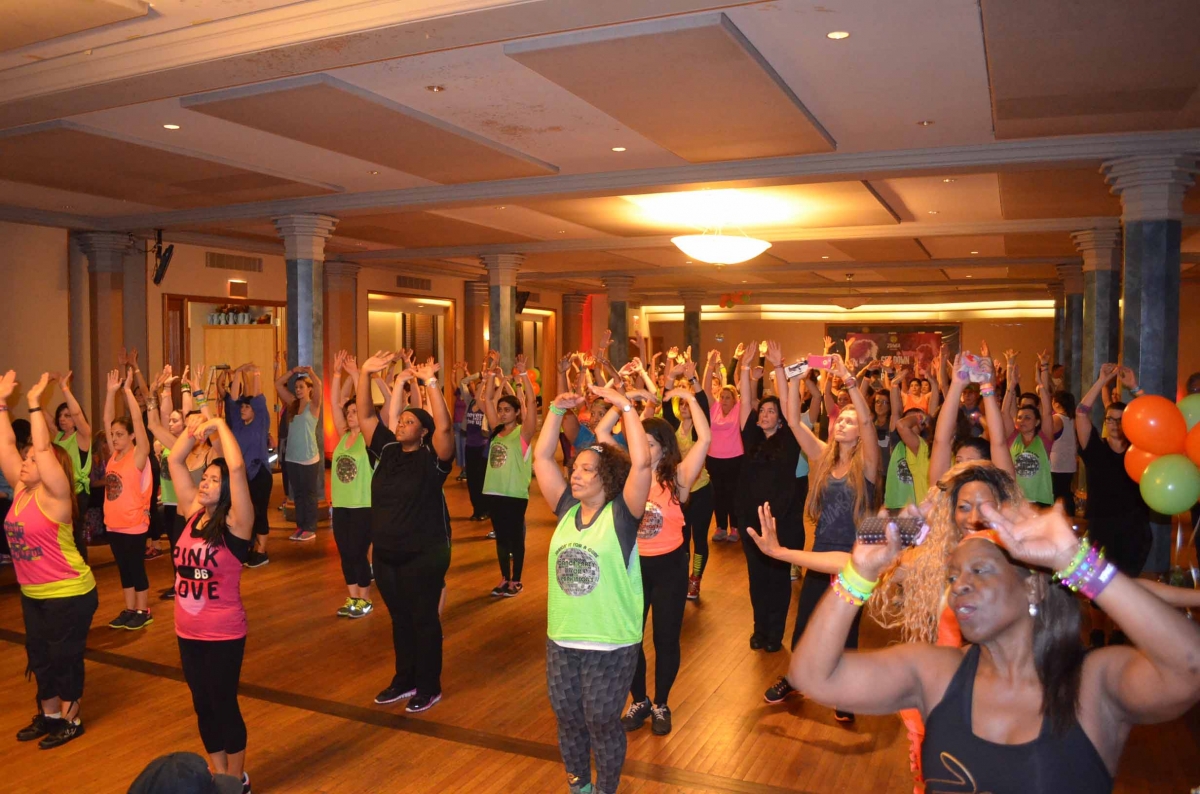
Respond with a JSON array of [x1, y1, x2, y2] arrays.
[[225, 394, 270, 480]]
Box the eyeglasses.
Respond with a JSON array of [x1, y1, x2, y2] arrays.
[[1104, 417, 1122, 424]]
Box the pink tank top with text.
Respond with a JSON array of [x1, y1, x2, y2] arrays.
[[637, 479, 686, 557], [103, 450, 151, 533], [173, 513, 248, 641]]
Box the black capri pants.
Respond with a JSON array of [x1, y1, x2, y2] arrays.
[[248, 465, 274, 537], [22, 588, 98, 703], [108, 531, 149, 591], [178, 636, 248, 755], [332, 507, 373, 588]]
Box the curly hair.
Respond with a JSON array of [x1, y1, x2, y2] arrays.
[[868, 461, 1025, 644], [641, 418, 682, 506], [568, 443, 631, 504]]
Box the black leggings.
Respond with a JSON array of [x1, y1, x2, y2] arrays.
[[630, 544, 689, 706], [162, 506, 184, 580], [1051, 472, 1076, 517], [791, 568, 861, 651], [178, 636, 247, 755], [108, 531, 149, 591], [489, 495, 528, 582], [681, 483, 714, 578], [22, 588, 98, 703], [374, 545, 450, 697], [248, 465, 274, 537], [465, 445, 488, 517], [740, 479, 807, 646], [73, 492, 89, 564], [332, 507, 373, 588], [705, 455, 742, 532]]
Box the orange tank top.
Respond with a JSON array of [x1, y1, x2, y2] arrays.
[[637, 479, 686, 557], [103, 450, 152, 533]]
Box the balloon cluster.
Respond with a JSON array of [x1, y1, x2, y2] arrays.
[[1122, 393, 1200, 515], [527, 366, 542, 398], [718, 291, 751, 309]]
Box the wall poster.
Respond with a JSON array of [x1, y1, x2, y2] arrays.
[[824, 324, 961, 374]]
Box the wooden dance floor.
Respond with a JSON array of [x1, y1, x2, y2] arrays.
[[1, 474, 1197, 793]]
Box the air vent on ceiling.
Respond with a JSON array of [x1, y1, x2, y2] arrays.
[[205, 252, 263, 273], [396, 275, 432, 291], [526, 292, 541, 304]]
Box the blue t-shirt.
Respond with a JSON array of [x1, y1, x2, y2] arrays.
[[225, 394, 271, 480], [575, 424, 628, 453]]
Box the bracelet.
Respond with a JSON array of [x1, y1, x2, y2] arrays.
[[830, 575, 866, 607], [1130, 386, 1143, 396], [549, 405, 566, 416], [1076, 404, 1092, 415], [840, 560, 879, 595], [1053, 537, 1090, 583], [28, 406, 42, 413], [426, 378, 438, 387], [843, 376, 857, 388], [980, 386, 995, 399], [1076, 559, 1117, 600], [0, 405, 7, 413]]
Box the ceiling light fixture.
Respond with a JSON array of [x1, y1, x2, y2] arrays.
[[425, 85, 445, 92], [965, 275, 973, 278], [826, 31, 850, 39], [970, 250, 979, 254], [928, 210, 940, 215], [916, 120, 935, 126], [942, 177, 957, 183], [611, 147, 627, 152], [368, 170, 379, 175], [821, 255, 830, 259], [557, 230, 566, 234], [673, 232, 771, 265], [163, 124, 180, 130]]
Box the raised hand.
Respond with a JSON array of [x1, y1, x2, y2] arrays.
[[557, 356, 572, 374], [1099, 362, 1118, 382], [129, 348, 140, 369], [184, 413, 205, 437], [589, 383, 630, 407], [123, 367, 135, 390], [746, 502, 784, 558], [61, 370, 75, 392], [414, 358, 441, 382], [830, 354, 852, 381], [192, 416, 224, 440], [662, 387, 694, 403], [552, 392, 586, 412], [823, 335, 833, 354], [599, 329, 613, 350], [1119, 365, 1139, 391], [118, 348, 129, 370], [26, 372, 50, 406], [193, 364, 207, 387], [626, 388, 660, 405], [979, 339, 990, 358], [514, 353, 528, 374], [707, 349, 721, 366], [765, 340, 783, 368], [180, 365, 191, 389], [0, 370, 16, 402], [333, 349, 348, 374], [980, 502, 1079, 572], [361, 351, 396, 375], [344, 355, 359, 379], [733, 342, 746, 360], [106, 369, 122, 393]]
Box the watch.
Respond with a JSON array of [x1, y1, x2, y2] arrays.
[[620, 403, 633, 413]]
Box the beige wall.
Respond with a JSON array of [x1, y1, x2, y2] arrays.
[[1178, 281, 1200, 397]]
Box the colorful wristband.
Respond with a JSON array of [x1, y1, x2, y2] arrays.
[[830, 575, 865, 607], [841, 560, 879, 596], [1053, 538, 1090, 583], [549, 405, 566, 416], [1076, 559, 1117, 600]]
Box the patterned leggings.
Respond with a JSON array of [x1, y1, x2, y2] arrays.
[[546, 640, 640, 794]]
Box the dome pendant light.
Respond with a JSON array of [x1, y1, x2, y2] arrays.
[[672, 231, 771, 265]]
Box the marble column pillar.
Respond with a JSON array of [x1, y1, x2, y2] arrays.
[[274, 214, 338, 380], [1072, 229, 1122, 394], [323, 261, 359, 386], [464, 279, 490, 368], [77, 231, 133, 422], [1103, 154, 1196, 399], [561, 293, 587, 356], [482, 254, 522, 371], [680, 289, 705, 356], [1056, 264, 1084, 400], [1050, 286, 1067, 376], [602, 275, 635, 368]]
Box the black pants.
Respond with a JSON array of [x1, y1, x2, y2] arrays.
[[374, 545, 450, 698], [705, 456, 742, 531], [73, 491, 89, 564], [248, 465, 274, 537], [332, 507, 373, 588], [791, 569, 861, 651], [1051, 472, 1076, 517], [178, 636, 247, 755], [630, 544, 689, 706], [465, 445, 488, 517], [681, 483, 714, 578], [162, 506, 185, 580], [108, 531, 149, 591], [22, 588, 98, 703], [740, 479, 807, 646], [148, 457, 163, 541], [489, 495, 528, 582], [286, 461, 322, 533]]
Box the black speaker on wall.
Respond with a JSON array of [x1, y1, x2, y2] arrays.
[[516, 290, 531, 314], [152, 229, 174, 286]]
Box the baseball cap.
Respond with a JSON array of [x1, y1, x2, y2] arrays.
[[128, 752, 243, 794]]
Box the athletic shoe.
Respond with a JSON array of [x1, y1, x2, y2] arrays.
[[246, 551, 270, 569], [486, 530, 496, 539], [125, 610, 154, 630], [749, 633, 766, 650], [501, 582, 523, 598], [144, 546, 164, 560], [567, 775, 594, 794], [288, 529, 304, 541], [727, 529, 740, 543], [295, 531, 316, 542], [790, 564, 800, 581], [491, 580, 510, 597], [405, 692, 442, 713], [712, 528, 728, 542], [37, 719, 84, 749], [159, 587, 176, 601], [620, 698, 652, 731], [242, 772, 251, 794], [348, 599, 373, 618], [337, 597, 355, 617], [764, 676, 799, 704], [686, 575, 701, 601], [834, 709, 856, 724], [374, 683, 417, 705], [17, 714, 58, 742], [108, 610, 135, 629], [651, 704, 672, 735]]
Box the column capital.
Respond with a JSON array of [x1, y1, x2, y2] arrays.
[[1047, 283, 1065, 300], [274, 214, 338, 261], [323, 261, 360, 292], [75, 231, 132, 271], [1102, 154, 1198, 222], [679, 289, 706, 312], [466, 279, 490, 304], [561, 293, 588, 312], [1071, 229, 1122, 272], [1056, 263, 1084, 294], [602, 274, 635, 302], [323, 261, 361, 278], [482, 253, 523, 287]]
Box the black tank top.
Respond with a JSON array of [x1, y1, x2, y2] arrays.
[[921, 645, 1112, 794]]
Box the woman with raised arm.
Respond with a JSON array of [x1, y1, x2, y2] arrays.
[[275, 364, 323, 542], [356, 352, 454, 713], [51, 370, 93, 562], [166, 413, 255, 791], [703, 347, 744, 543], [928, 351, 1014, 485], [328, 351, 375, 619], [1001, 351, 1056, 506], [534, 384, 652, 794], [463, 378, 491, 523], [883, 406, 933, 510], [103, 367, 155, 631], [756, 353, 877, 717], [618, 386, 710, 736], [481, 353, 538, 597], [224, 364, 273, 568], [145, 366, 188, 600], [789, 501, 1200, 794], [2, 372, 97, 750]]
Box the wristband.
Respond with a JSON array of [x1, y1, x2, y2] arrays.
[[550, 405, 566, 416], [830, 575, 866, 607], [1076, 559, 1117, 600], [28, 406, 42, 413], [843, 376, 857, 388], [1053, 537, 1090, 583], [426, 377, 438, 387], [1076, 404, 1092, 415], [980, 386, 995, 399], [840, 560, 879, 595], [1130, 386, 1143, 396], [0, 405, 8, 413]]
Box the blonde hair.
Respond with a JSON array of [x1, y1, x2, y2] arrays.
[[868, 461, 1025, 643], [805, 407, 871, 528]]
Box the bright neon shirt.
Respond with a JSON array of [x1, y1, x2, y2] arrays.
[[4, 487, 95, 599], [174, 512, 248, 641]]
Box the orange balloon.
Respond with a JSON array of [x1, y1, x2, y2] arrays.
[[1121, 395, 1187, 456], [1186, 423, 1200, 469], [1124, 445, 1159, 484]]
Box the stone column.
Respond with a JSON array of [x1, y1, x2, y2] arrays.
[[1072, 229, 1122, 394], [274, 214, 338, 378], [1050, 285, 1066, 375], [482, 254, 522, 371], [77, 231, 133, 422], [561, 293, 587, 356], [323, 260, 359, 388], [680, 289, 705, 356], [1056, 263, 1084, 400], [602, 275, 635, 368], [464, 279, 490, 368]]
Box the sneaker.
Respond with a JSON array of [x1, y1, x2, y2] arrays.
[[337, 597, 355, 618], [491, 580, 510, 597], [242, 772, 251, 794], [144, 546, 164, 560], [108, 610, 135, 629], [348, 599, 373, 619], [405, 692, 442, 713], [686, 575, 701, 601], [17, 714, 58, 742], [712, 528, 728, 542], [38, 718, 84, 749], [834, 709, 856, 724], [159, 587, 176, 601], [651, 704, 672, 735], [567, 775, 593, 794], [749, 633, 766, 650], [790, 564, 800, 581], [764, 676, 799, 704], [486, 530, 496, 539], [296, 531, 316, 542], [620, 698, 652, 731], [245, 551, 270, 569], [727, 529, 740, 543], [374, 683, 417, 705], [501, 582, 523, 598], [288, 529, 305, 541], [125, 610, 154, 630]]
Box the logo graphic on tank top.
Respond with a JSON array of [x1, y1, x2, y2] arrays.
[[1014, 451, 1040, 479], [105, 472, 123, 501], [174, 543, 223, 609], [638, 502, 663, 539], [896, 457, 914, 485], [489, 442, 509, 469], [335, 454, 358, 484], [555, 543, 600, 596]]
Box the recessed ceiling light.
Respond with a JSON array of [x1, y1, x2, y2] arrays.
[[928, 210, 940, 215], [425, 85, 445, 92], [557, 230, 566, 234], [970, 250, 979, 254], [826, 31, 850, 40], [741, 280, 748, 283], [417, 304, 425, 308], [916, 120, 935, 126], [495, 206, 506, 210], [942, 177, 956, 183], [611, 147, 627, 152], [163, 124, 180, 130], [965, 275, 973, 278], [368, 170, 379, 175], [821, 255, 830, 259], [685, 260, 693, 264]]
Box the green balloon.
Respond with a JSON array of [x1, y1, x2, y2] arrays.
[[1179, 393, 1200, 431], [1139, 454, 1200, 516]]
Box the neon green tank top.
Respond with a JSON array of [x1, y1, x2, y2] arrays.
[[54, 431, 91, 495], [331, 432, 373, 509], [159, 447, 177, 506], [675, 424, 710, 492], [1011, 433, 1053, 505], [885, 439, 930, 509], [547, 501, 643, 646], [483, 426, 531, 499]]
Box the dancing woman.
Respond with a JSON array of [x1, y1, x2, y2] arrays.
[[329, 351, 375, 618]]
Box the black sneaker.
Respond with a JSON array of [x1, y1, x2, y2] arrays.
[[16, 714, 59, 742], [374, 684, 417, 705], [38, 718, 84, 749], [405, 692, 441, 713], [159, 587, 176, 601], [108, 610, 135, 629], [834, 709, 856, 724], [242, 772, 251, 794], [501, 581, 523, 598], [749, 633, 766, 650], [490, 581, 510, 597], [620, 698, 652, 731], [764, 640, 783, 653], [125, 610, 154, 630], [246, 552, 270, 569], [764, 676, 799, 704], [651, 704, 672, 735]]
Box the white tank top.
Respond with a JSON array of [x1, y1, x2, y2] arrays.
[[1050, 412, 1077, 473]]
